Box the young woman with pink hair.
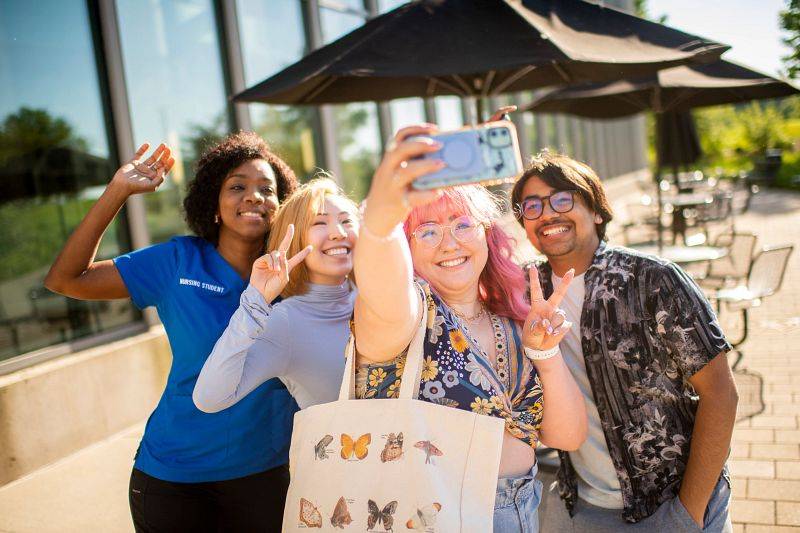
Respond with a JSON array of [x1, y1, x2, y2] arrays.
[[353, 125, 587, 532]]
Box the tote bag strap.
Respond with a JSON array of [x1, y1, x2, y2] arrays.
[[338, 292, 428, 401]]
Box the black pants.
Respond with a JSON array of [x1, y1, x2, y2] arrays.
[[129, 465, 289, 532]]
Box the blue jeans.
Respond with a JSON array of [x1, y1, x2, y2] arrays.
[[494, 462, 543, 533], [539, 473, 732, 532]]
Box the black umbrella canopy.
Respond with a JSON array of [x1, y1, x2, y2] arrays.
[[525, 59, 800, 118], [234, 0, 728, 105]]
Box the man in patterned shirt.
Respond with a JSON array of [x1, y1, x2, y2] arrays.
[[512, 152, 737, 531]]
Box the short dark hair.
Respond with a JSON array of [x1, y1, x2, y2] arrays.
[[183, 131, 299, 244], [511, 151, 613, 241]]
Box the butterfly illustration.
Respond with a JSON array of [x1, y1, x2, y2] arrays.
[[380, 432, 404, 463], [330, 496, 353, 529], [406, 502, 442, 530], [414, 441, 443, 464], [367, 499, 398, 531], [315, 434, 334, 460], [299, 498, 322, 528], [341, 433, 371, 460]]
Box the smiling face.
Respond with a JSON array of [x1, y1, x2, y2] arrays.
[[409, 209, 488, 302], [303, 195, 359, 286], [520, 175, 600, 263], [217, 159, 279, 243]]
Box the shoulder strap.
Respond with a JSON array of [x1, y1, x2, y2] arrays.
[[338, 283, 429, 401]]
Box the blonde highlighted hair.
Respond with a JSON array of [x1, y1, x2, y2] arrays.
[[266, 176, 358, 298]]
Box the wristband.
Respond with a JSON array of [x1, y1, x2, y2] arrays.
[[524, 345, 560, 361]]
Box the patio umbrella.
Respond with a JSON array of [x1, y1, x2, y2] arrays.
[[656, 110, 701, 170], [234, 0, 728, 117], [523, 59, 799, 248], [524, 59, 799, 118]]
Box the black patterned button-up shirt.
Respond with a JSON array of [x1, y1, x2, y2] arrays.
[[532, 241, 731, 523]]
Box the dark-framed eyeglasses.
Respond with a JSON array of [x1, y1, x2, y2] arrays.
[[412, 215, 483, 248], [516, 190, 576, 221]]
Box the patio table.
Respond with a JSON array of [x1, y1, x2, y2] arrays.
[[660, 193, 714, 242], [631, 244, 727, 265]]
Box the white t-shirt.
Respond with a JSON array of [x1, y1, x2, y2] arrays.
[[552, 271, 624, 509]]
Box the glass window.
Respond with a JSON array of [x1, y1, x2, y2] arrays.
[[320, 7, 381, 200], [379, 0, 408, 12], [116, 0, 231, 243], [237, 0, 319, 180], [0, 1, 138, 361], [319, 1, 367, 42], [334, 103, 381, 200], [435, 96, 464, 131], [390, 98, 426, 131]]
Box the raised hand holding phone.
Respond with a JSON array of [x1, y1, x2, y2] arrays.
[[250, 224, 313, 302], [410, 119, 523, 191]]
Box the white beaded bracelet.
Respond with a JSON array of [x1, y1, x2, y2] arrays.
[[524, 345, 560, 361]]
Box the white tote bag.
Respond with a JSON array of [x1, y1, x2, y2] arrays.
[[282, 305, 505, 532]]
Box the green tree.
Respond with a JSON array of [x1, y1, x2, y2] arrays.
[[0, 107, 88, 164], [781, 0, 800, 79]]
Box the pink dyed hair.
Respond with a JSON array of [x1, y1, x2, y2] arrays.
[[403, 185, 529, 322]]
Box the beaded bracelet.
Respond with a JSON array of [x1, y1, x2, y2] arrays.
[[524, 345, 560, 361]]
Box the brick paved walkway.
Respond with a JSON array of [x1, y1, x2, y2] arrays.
[[719, 190, 800, 532]]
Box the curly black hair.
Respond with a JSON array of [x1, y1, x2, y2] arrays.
[[183, 130, 299, 245]]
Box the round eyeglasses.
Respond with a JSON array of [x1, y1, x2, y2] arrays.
[[412, 215, 483, 248], [516, 190, 576, 221]]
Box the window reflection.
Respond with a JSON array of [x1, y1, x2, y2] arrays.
[[390, 98, 426, 131], [0, 1, 137, 361], [435, 96, 465, 131], [237, 0, 319, 180], [116, 0, 231, 243], [320, 6, 381, 200]]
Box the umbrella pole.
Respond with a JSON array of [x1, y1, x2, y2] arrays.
[[656, 166, 664, 254], [475, 97, 485, 123], [655, 113, 664, 254]]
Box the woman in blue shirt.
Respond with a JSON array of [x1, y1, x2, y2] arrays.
[[45, 132, 300, 532]]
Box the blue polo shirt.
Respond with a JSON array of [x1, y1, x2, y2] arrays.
[[114, 236, 298, 482]]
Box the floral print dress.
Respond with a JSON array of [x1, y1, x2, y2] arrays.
[[356, 281, 544, 448]]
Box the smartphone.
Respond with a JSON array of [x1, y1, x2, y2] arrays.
[[411, 121, 523, 190]]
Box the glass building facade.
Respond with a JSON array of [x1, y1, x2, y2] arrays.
[[0, 0, 644, 369]]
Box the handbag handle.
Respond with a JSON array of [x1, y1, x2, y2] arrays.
[[338, 296, 428, 401]]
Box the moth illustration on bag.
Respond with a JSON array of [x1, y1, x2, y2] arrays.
[[367, 499, 398, 531], [406, 502, 442, 531], [380, 432, 404, 462], [341, 433, 371, 460], [414, 440, 443, 465], [314, 434, 334, 460], [299, 498, 323, 528], [330, 496, 353, 529]]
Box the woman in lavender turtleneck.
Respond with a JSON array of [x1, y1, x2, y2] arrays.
[[193, 178, 358, 411]]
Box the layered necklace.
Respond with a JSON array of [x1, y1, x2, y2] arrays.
[[450, 302, 510, 391]]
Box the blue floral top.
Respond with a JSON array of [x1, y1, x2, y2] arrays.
[[356, 281, 544, 447]]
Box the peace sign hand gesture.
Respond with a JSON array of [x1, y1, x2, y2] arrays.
[[111, 143, 175, 196], [522, 265, 575, 353], [250, 224, 313, 303]]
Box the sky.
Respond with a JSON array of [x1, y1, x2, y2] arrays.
[[648, 0, 792, 77]]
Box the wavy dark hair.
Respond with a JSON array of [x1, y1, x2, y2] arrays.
[[183, 131, 299, 245], [511, 151, 613, 241]]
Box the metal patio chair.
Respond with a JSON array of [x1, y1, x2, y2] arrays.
[[712, 244, 794, 369], [699, 232, 758, 290]]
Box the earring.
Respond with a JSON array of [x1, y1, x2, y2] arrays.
[[214, 214, 220, 224]]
